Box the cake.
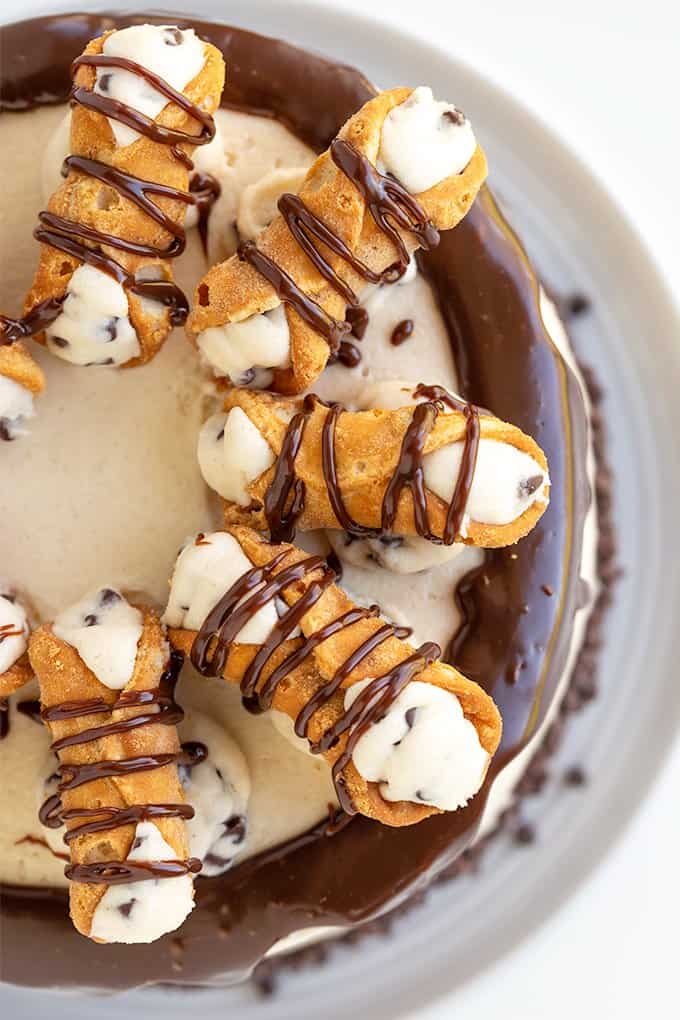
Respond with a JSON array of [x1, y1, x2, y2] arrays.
[[0, 11, 612, 992]]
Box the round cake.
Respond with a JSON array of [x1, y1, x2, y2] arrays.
[[0, 11, 606, 992]]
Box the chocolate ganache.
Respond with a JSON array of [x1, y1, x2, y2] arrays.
[[0, 12, 589, 990]]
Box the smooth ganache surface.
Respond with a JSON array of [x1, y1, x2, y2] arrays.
[[0, 12, 589, 989]]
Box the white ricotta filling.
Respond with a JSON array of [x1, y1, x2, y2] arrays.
[[0, 375, 35, 440], [163, 531, 278, 643], [95, 25, 206, 148], [197, 305, 291, 384], [52, 587, 143, 690], [89, 821, 194, 944], [378, 86, 477, 194], [424, 438, 548, 528], [327, 531, 464, 575], [345, 678, 489, 810], [45, 264, 140, 367], [197, 407, 274, 506], [179, 711, 251, 876], [0, 590, 29, 673]]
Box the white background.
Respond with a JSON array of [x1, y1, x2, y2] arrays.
[[321, 0, 680, 1017]]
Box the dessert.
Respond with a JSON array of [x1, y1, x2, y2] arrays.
[[24, 25, 225, 367], [0, 587, 32, 699], [0, 337, 45, 441], [29, 594, 199, 943], [188, 86, 486, 393], [165, 527, 502, 825], [0, 10, 608, 995], [200, 388, 550, 550]]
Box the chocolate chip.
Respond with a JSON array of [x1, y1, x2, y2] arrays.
[[164, 28, 183, 45], [443, 108, 465, 126], [519, 474, 544, 498], [98, 73, 112, 93], [132, 835, 144, 850], [563, 765, 587, 787], [216, 427, 225, 442], [104, 318, 118, 342], [98, 588, 121, 608], [404, 707, 418, 730], [118, 898, 136, 918], [224, 814, 247, 844], [566, 293, 591, 318], [83, 614, 98, 627], [50, 335, 69, 348], [0, 419, 13, 442], [514, 822, 536, 845]]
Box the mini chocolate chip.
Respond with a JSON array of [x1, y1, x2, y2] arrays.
[[215, 767, 223, 781], [519, 474, 544, 498], [404, 707, 418, 730], [104, 318, 118, 342], [563, 765, 587, 787], [443, 108, 465, 126], [83, 614, 98, 627], [236, 367, 256, 386], [216, 427, 225, 442], [514, 822, 536, 845], [118, 898, 137, 918], [50, 336, 69, 348], [0, 419, 13, 442], [164, 27, 183, 45], [98, 73, 112, 93], [224, 815, 247, 842], [98, 588, 121, 608], [566, 293, 591, 317], [132, 835, 144, 850]]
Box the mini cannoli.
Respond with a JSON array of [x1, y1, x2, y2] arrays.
[[165, 528, 502, 828], [0, 586, 32, 697], [28, 587, 200, 944], [197, 387, 550, 553], [0, 334, 46, 441], [189, 86, 487, 393], [23, 24, 225, 367]]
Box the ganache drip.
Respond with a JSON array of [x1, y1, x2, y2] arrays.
[[42, 649, 202, 885], [191, 548, 440, 815], [28, 52, 218, 335], [264, 391, 480, 547], [237, 138, 439, 356]]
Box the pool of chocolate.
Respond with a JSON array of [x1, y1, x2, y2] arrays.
[[0, 11, 588, 989]]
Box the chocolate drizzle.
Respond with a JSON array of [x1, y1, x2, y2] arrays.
[[0, 298, 65, 346], [265, 393, 480, 545], [29, 49, 218, 335], [237, 240, 350, 353], [190, 546, 439, 815], [40, 648, 201, 884], [236, 137, 439, 356], [0, 13, 591, 992]]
